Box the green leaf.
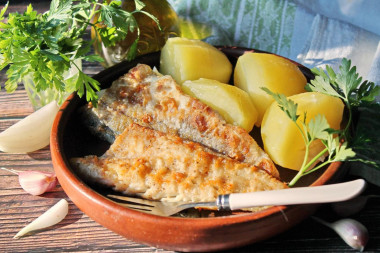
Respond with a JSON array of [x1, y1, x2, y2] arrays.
[[262, 87, 299, 122], [83, 54, 104, 62], [308, 58, 379, 107], [32, 70, 48, 90], [355, 80, 380, 104], [99, 3, 131, 30], [335, 58, 362, 98], [40, 50, 64, 61], [47, 0, 72, 22], [0, 38, 11, 49], [133, 0, 146, 11], [0, 2, 9, 21], [307, 114, 330, 141], [97, 3, 134, 46], [5, 64, 26, 92], [26, 4, 34, 15], [306, 69, 343, 99], [126, 39, 139, 61], [74, 71, 100, 105], [333, 141, 356, 161]]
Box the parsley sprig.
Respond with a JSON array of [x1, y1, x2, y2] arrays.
[[263, 88, 355, 186], [264, 58, 380, 186], [0, 0, 160, 106], [306, 58, 380, 141]]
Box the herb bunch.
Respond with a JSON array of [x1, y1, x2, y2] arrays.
[[0, 0, 159, 106], [264, 58, 380, 186]]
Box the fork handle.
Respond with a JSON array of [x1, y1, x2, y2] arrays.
[[217, 179, 366, 211]]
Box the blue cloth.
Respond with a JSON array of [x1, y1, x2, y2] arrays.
[[169, 0, 380, 91]]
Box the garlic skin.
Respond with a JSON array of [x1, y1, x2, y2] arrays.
[[0, 101, 59, 153], [313, 216, 369, 251], [0, 167, 57, 195], [332, 218, 369, 252], [14, 199, 69, 239], [18, 171, 58, 196]]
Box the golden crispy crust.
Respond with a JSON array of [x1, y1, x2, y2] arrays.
[[71, 123, 287, 206], [93, 64, 279, 177]]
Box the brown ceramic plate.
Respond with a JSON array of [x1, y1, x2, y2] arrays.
[[50, 47, 345, 252]]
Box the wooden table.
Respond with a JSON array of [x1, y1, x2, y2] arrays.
[[1, 1, 380, 252]]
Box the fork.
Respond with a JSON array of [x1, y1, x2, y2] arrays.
[[107, 179, 366, 216]]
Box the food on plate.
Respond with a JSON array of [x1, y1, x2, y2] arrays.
[[181, 78, 258, 132], [159, 37, 232, 84], [234, 52, 307, 126], [84, 64, 279, 177], [71, 123, 288, 209], [261, 92, 344, 171]]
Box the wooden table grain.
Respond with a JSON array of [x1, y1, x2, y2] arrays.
[[1, 1, 380, 252]]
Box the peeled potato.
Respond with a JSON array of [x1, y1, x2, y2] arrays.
[[234, 52, 307, 126], [160, 37, 232, 84], [261, 92, 344, 171], [182, 78, 258, 132]]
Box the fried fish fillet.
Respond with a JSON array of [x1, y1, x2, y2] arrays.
[[89, 64, 279, 178], [71, 123, 287, 205]]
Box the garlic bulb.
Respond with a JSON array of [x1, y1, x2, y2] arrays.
[[0, 101, 59, 153], [14, 199, 69, 239]]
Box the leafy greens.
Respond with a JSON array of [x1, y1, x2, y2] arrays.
[[0, 0, 160, 106]]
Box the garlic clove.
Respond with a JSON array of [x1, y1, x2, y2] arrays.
[[313, 216, 369, 251], [0, 101, 59, 153], [332, 218, 369, 252], [18, 171, 58, 196], [14, 199, 69, 239], [0, 167, 57, 195]]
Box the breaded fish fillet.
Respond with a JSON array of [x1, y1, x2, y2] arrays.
[[90, 64, 279, 178], [71, 123, 287, 205]]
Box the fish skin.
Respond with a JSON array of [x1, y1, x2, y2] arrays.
[[78, 105, 116, 143], [91, 64, 279, 178], [71, 123, 287, 207]]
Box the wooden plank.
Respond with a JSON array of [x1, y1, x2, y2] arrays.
[[0, 1, 379, 252], [0, 91, 33, 120]]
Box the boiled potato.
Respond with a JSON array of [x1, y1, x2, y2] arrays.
[[234, 52, 307, 126], [261, 92, 344, 171], [182, 78, 258, 132], [160, 37, 232, 84]]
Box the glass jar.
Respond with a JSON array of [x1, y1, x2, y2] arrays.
[[92, 0, 180, 67]]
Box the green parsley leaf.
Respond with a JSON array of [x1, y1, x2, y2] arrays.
[[261, 87, 299, 122], [126, 38, 139, 61], [306, 58, 380, 140], [333, 141, 355, 162], [134, 0, 146, 11], [0, 0, 160, 106], [0, 2, 8, 21], [307, 114, 330, 141]]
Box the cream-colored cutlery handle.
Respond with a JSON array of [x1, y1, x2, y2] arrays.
[[227, 179, 366, 210]]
